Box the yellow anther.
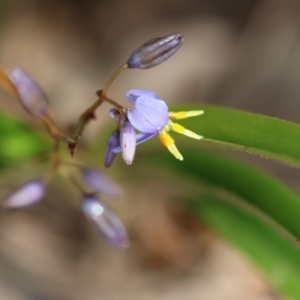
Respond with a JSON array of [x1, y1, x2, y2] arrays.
[[171, 123, 202, 140], [171, 122, 185, 134], [168, 144, 183, 161], [159, 130, 174, 147], [159, 131, 183, 160], [169, 110, 204, 120]]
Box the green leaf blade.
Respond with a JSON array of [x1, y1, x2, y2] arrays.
[[172, 104, 300, 167], [155, 150, 300, 240], [191, 194, 300, 299]]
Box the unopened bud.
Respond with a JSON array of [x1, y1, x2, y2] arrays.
[[104, 131, 120, 168], [81, 167, 122, 199], [81, 195, 130, 249], [3, 179, 46, 209], [7, 67, 48, 117], [127, 33, 184, 69], [120, 121, 136, 165]]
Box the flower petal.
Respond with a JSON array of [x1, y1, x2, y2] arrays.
[[127, 108, 158, 133], [3, 179, 46, 209], [136, 131, 158, 145], [81, 168, 122, 199], [120, 121, 136, 165], [134, 96, 169, 129], [113, 132, 157, 153], [81, 196, 130, 249], [126, 89, 159, 103], [127, 96, 168, 133], [7, 68, 48, 117]]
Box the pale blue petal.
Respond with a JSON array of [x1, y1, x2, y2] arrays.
[[127, 108, 158, 133], [134, 96, 169, 130], [136, 132, 158, 144], [113, 132, 157, 153], [126, 89, 159, 104]]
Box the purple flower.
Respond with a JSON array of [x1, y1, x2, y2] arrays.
[[81, 195, 130, 249], [81, 167, 122, 199], [3, 179, 46, 209], [126, 90, 169, 133], [7, 68, 48, 117], [112, 90, 204, 161]]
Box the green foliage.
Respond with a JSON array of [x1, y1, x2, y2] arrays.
[[156, 150, 300, 240], [151, 103, 300, 299], [0, 113, 49, 167], [189, 194, 300, 300], [173, 104, 300, 168]]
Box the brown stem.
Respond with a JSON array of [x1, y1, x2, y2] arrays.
[[68, 64, 128, 156]]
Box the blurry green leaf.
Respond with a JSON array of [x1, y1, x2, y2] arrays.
[[154, 150, 300, 240], [172, 104, 300, 168], [190, 194, 300, 300], [0, 113, 49, 166]]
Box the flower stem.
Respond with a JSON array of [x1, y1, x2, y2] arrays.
[[99, 93, 123, 108], [68, 100, 100, 155], [40, 115, 73, 143], [101, 63, 128, 97], [68, 64, 128, 155]]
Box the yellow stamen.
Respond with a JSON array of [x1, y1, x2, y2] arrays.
[[171, 123, 202, 140], [159, 131, 183, 161], [169, 110, 204, 120], [168, 144, 183, 160], [159, 130, 174, 147]]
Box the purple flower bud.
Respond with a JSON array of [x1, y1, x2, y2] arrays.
[[81, 168, 122, 199], [81, 196, 130, 249], [109, 108, 119, 120], [104, 131, 120, 168], [7, 67, 48, 117], [3, 179, 46, 209], [127, 33, 184, 69], [120, 121, 136, 165]]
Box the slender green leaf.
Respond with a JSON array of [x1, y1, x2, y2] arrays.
[[190, 194, 300, 299], [154, 150, 300, 239], [172, 104, 300, 167]]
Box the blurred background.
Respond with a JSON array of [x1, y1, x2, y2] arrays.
[[0, 0, 300, 299]]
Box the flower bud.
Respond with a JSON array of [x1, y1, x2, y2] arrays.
[[104, 131, 120, 168], [81, 167, 122, 199], [127, 33, 184, 69], [120, 121, 136, 165], [3, 179, 46, 209], [109, 108, 119, 120], [81, 196, 130, 249], [7, 67, 48, 117]]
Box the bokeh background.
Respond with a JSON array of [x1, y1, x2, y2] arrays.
[[0, 0, 300, 299]]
